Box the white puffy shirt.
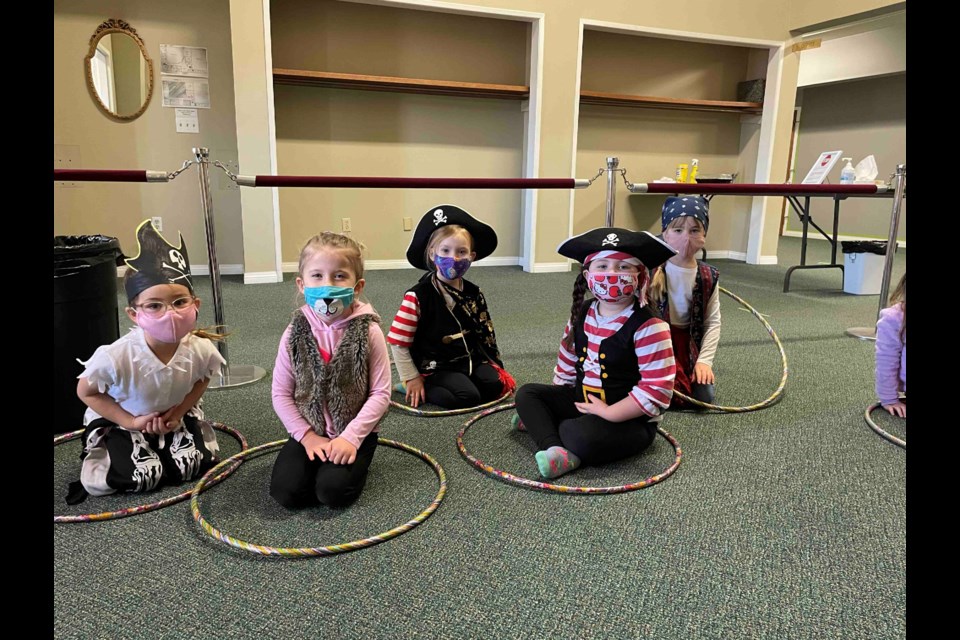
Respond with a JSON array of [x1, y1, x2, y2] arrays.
[[77, 327, 226, 426], [664, 261, 722, 367]]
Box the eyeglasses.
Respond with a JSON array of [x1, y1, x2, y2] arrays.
[[133, 296, 197, 318]]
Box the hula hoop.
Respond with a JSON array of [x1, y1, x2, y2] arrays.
[[864, 402, 906, 449], [457, 402, 682, 494], [672, 286, 788, 413], [54, 422, 249, 523], [390, 386, 513, 417], [191, 437, 447, 557]]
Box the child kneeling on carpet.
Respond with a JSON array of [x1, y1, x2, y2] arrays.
[[270, 232, 391, 509], [67, 220, 225, 504]]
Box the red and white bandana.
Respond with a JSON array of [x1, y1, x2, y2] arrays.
[[583, 250, 641, 266]]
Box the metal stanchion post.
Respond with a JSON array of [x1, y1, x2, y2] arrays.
[[846, 164, 906, 340], [605, 157, 618, 227], [193, 147, 267, 388]]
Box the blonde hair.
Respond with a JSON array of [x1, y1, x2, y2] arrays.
[[424, 225, 473, 271], [123, 271, 228, 342], [298, 231, 366, 280], [889, 273, 905, 344]]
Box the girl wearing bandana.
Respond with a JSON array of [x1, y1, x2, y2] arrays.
[[269, 232, 391, 509], [648, 196, 721, 408], [513, 228, 677, 479], [67, 220, 225, 504], [387, 205, 515, 410]]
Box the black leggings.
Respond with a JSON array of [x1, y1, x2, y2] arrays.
[[424, 363, 503, 409], [514, 383, 657, 465], [270, 433, 378, 509]]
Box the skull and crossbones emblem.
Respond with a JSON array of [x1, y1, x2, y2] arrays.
[[602, 233, 619, 247], [433, 209, 448, 226], [168, 249, 187, 271]]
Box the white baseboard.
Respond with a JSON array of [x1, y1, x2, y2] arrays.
[[116, 264, 244, 278], [243, 271, 283, 284], [754, 255, 778, 265], [705, 250, 748, 262], [782, 229, 906, 249], [283, 257, 522, 272], [530, 262, 572, 273]]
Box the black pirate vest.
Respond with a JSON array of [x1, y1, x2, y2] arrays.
[[655, 261, 718, 370], [573, 300, 653, 406], [288, 310, 372, 437], [408, 273, 494, 375]]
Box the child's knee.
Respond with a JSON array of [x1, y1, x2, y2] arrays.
[[315, 480, 363, 509]]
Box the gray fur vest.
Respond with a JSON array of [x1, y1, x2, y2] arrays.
[[288, 309, 372, 437]]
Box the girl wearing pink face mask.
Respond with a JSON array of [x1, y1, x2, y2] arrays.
[[67, 220, 226, 505], [513, 228, 677, 479], [648, 196, 721, 409]]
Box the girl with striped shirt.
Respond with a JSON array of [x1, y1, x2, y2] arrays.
[[514, 228, 677, 479]]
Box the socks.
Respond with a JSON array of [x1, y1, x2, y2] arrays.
[[534, 446, 581, 479], [512, 413, 526, 432], [393, 382, 406, 395]]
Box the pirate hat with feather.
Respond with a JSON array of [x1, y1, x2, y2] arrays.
[[124, 219, 194, 302]]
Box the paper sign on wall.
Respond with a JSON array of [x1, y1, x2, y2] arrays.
[[175, 109, 199, 133], [801, 150, 843, 184]]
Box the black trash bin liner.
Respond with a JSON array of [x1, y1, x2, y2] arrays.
[[54, 235, 124, 434], [841, 240, 890, 255]]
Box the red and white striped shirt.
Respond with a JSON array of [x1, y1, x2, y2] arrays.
[[387, 292, 421, 347], [553, 302, 675, 416]]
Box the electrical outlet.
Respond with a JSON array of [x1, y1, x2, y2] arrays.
[[152, 217, 163, 231], [342, 218, 352, 232], [403, 217, 412, 231]]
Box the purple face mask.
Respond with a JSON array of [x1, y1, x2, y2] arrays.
[[434, 256, 471, 280], [136, 308, 197, 344]]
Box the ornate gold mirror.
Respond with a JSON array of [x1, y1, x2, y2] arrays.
[[84, 19, 154, 121]]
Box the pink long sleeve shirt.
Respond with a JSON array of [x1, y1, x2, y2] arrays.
[[272, 302, 392, 448], [875, 303, 906, 406]]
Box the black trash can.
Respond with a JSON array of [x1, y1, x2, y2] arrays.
[[54, 235, 124, 434]]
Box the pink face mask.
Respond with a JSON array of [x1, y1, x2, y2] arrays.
[[136, 308, 197, 344], [587, 272, 639, 303]]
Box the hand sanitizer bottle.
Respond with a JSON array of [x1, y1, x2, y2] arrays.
[[840, 158, 856, 184]]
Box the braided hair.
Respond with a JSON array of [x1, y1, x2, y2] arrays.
[[562, 270, 589, 350]]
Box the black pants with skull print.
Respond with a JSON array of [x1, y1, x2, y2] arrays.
[[68, 415, 219, 503]]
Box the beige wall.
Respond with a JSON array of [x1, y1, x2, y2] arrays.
[[790, 74, 906, 242], [275, 86, 523, 265], [575, 31, 758, 256], [111, 33, 144, 116], [270, 0, 528, 267], [271, 0, 528, 84], [789, 0, 905, 31], [54, 0, 243, 268]]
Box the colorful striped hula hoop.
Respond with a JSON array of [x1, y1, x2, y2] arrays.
[[864, 402, 906, 449], [457, 402, 682, 494], [672, 286, 788, 413], [191, 437, 448, 557], [390, 389, 514, 417], [54, 422, 249, 523]]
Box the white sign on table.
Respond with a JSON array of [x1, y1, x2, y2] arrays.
[[801, 150, 843, 184]]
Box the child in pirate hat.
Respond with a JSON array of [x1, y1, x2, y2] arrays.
[[66, 219, 225, 504], [513, 227, 677, 479], [386, 204, 514, 410]]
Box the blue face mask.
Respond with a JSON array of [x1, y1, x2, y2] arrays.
[[434, 256, 471, 280], [303, 286, 355, 321]]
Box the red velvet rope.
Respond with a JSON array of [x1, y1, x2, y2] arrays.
[[53, 169, 150, 183], [638, 183, 880, 196], [252, 176, 577, 189]]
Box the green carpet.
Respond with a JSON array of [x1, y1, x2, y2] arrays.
[[53, 237, 906, 639]]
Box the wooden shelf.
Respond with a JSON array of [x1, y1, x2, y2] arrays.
[[273, 69, 529, 100], [580, 90, 763, 114]]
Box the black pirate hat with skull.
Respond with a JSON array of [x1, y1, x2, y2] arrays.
[[124, 219, 194, 301], [557, 227, 676, 270], [406, 204, 498, 271]]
